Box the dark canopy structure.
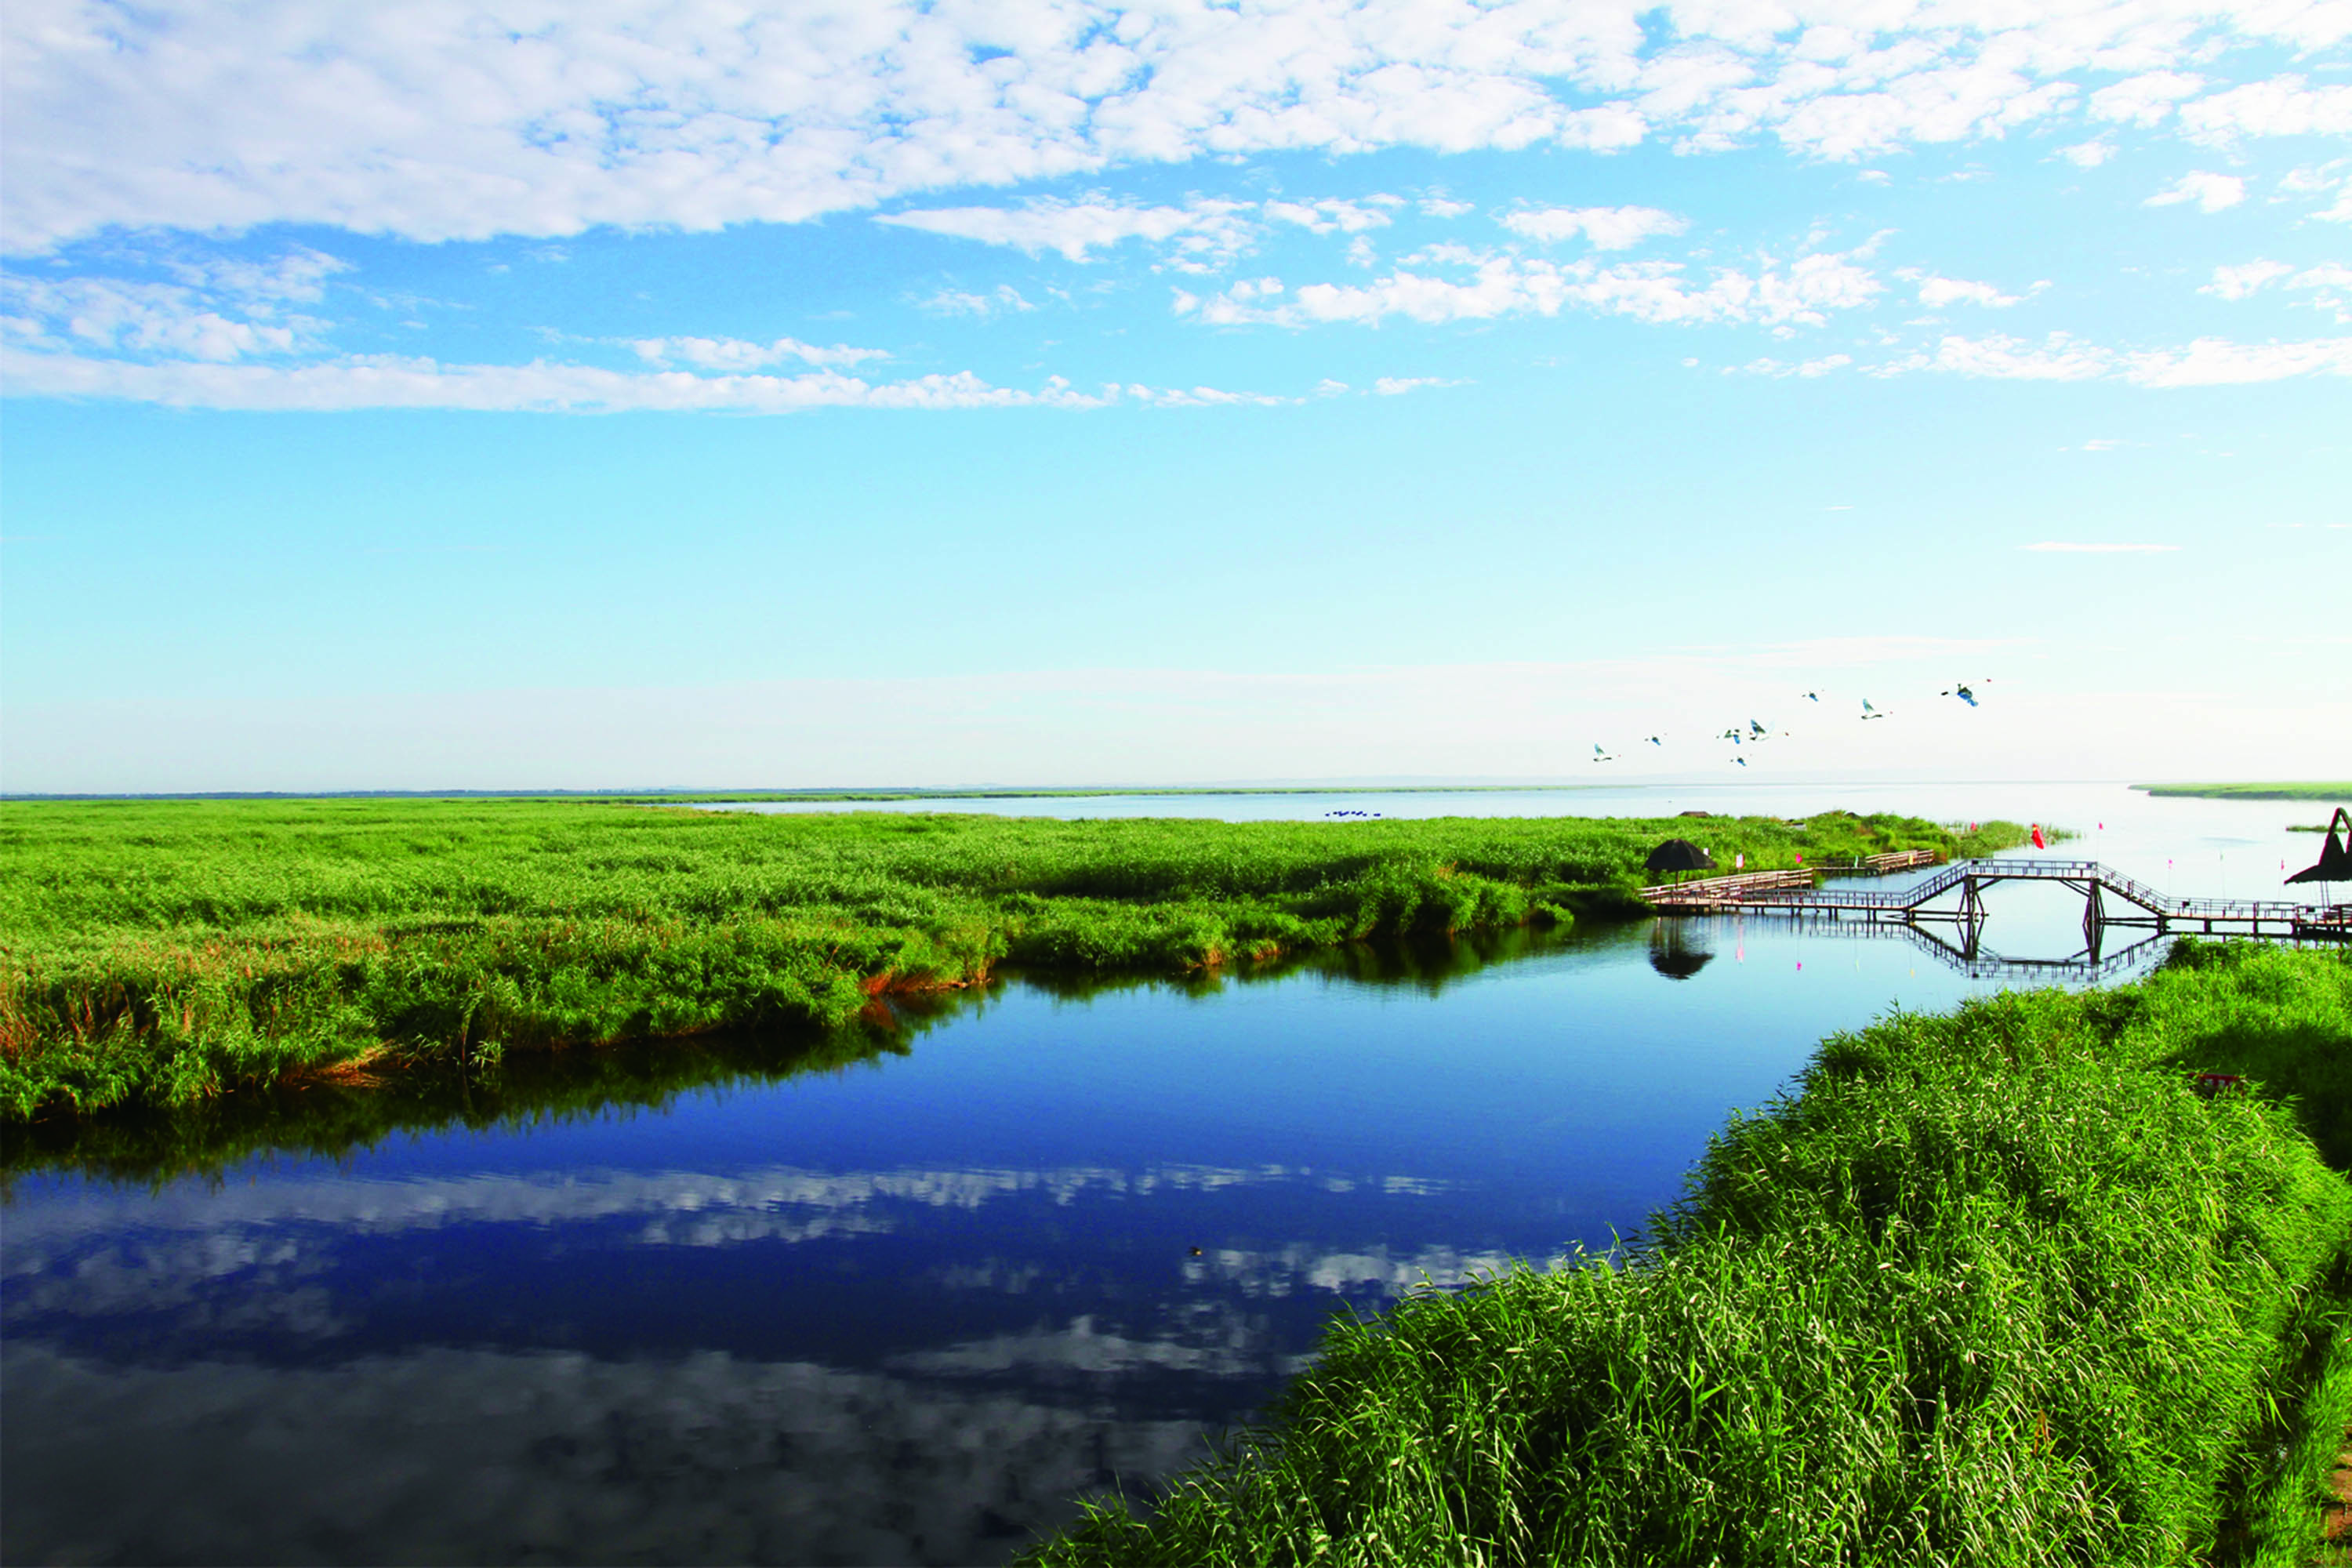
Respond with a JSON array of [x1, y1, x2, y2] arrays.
[[1645, 839, 1717, 879], [2285, 807, 2352, 886]]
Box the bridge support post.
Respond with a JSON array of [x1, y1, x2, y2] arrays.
[[2084, 884, 2104, 960]]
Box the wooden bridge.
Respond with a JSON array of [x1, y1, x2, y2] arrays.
[[1643, 857, 2352, 947]]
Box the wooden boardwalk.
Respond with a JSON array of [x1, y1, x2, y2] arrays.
[[1644, 856, 2351, 944]]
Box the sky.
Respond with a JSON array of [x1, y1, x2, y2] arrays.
[[2, 0, 2349, 793]]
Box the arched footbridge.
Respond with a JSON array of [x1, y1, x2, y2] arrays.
[[1643, 857, 2352, 946]]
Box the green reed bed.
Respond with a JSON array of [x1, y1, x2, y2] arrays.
[[1026, 942, 2352, 1568], [0, 799, 2022, 1118], [0, 925, 1577, 1188], [2137, 783, 2352, 802]]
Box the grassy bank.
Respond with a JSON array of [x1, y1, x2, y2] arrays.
[[0, 927, 1569, 1187], [0, 800, 2024, 1119], [1026, 942, 2352, 1568], [2137, 782, 2352, 802]]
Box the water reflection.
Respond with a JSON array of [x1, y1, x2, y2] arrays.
[[3, 1341, 1209, 1567], [1648, 924, 1716, 980], [0, 904, 2257, 1566]]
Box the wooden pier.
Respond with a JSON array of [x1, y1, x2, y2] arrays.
[[1643, 856, 2352, 946]]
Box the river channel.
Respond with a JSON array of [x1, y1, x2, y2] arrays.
[[3, 784, 2338, 1565]]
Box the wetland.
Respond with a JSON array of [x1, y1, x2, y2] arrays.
[[4, 783, 2347, 1565]]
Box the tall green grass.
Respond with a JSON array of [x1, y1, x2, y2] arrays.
[[1025, 943, 2352, 1568], [0, 928, 1584, 1187], [0, 799, 2022, 1117]]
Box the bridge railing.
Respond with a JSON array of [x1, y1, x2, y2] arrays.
[[1646, 858, 2350, 923], [1639, 868, 1812, 901]]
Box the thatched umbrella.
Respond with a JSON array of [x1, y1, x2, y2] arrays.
[[1645, 838, 1717, 884], [2285, 807, 2352, 889]]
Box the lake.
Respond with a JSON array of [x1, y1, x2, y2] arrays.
[[3, 783, 2339, 1565]]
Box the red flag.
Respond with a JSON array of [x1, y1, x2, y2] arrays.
[[2031, 824, 2045, 849]]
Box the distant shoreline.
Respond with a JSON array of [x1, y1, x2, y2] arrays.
[[5, 784, 1624, 804], [1, 778, 2198, 805], [2136, 782, 2351, 801]]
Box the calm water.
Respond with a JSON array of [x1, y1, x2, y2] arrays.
[[5, 786, 2341, 1566]]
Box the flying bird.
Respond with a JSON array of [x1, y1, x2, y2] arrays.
[[1593, 744, 1616, 763], [1804, 691, 1820, 702], [1733, 756, 1748, 767], [1646, 735, 1664, 746], [1862, 699, 1888, 720], [1748, 719, 1768, 739], [1940, 678, 1989, 708]]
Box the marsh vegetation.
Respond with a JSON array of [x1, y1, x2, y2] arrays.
[[1027, 942, 2352, 1567], [0, 799, 2024, 1118], [2137, 783, 2352, 802]]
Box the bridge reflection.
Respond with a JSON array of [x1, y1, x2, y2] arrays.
[[1645, 856, 2350, 983], [1652, 909, 2172, 985]]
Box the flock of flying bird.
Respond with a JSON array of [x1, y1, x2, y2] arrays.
[[1592, 680, 1991, 766]]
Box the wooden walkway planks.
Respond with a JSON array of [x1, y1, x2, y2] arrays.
[[1642, 857, 2350, 942]]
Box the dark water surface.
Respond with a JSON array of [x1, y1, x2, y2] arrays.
[[5, 791, 2338, 1566]]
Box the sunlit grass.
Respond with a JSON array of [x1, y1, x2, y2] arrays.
[[1024, 943, 2352, 1568], [0, 798, 2024, 1116]]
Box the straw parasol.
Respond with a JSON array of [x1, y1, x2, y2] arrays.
[[1645, 838, 1717, 884], [2285, 807, 2352, 888]]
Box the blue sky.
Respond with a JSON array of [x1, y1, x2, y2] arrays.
[[2, 1, 2348, 791]]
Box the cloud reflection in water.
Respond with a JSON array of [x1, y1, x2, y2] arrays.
[[4, 1341, 1207, 1567]]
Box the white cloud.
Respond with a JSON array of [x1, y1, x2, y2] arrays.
[[6, 3, 2352, 253], [1498, 205, 1689, 250], [2200, 260, 2292, 300], [1419, 197, 1475, 219], [2021, 542, 2180, 553], [1925, 332, 2121, 380], [1915, 331, 2352, 386], [2088, 71, 2206, 128], [1370, 376, 1465, 395], [914, 285, 1036, 318], [0, 350, 1129, 413], [1263, 197, 1400, 234], [874, 198, 1252, 262], [1185, 246, 1881, 329], [2057, 140, 2115, 168], [2177, 77, 2352, 143], [629, 336, 888, 370], [2165, 257, 2350, 322], [1736, 353, 1853, 377], [2, 248, 350, 362], [1118, 381, 1290, 407], [2121, 336, 2352, 386], [4, 278, 299, 361], [1912, 274, 2024, 309], [2145, 172, 2247, 212]]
